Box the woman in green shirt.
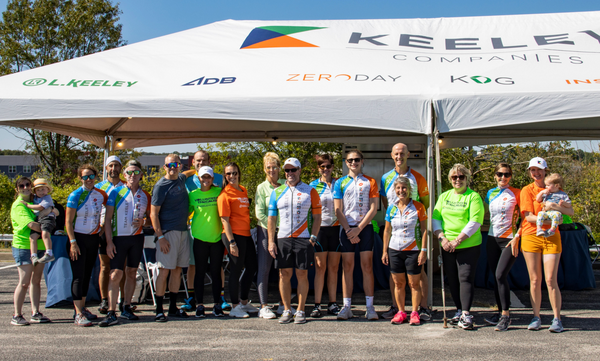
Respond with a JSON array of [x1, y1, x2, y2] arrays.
[[255, 152, 284, 319], [189, 166, 225, 317], [10, 176, 50, 326], [432, 164, 484, 330]]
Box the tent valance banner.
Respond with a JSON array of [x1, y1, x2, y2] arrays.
[[0, 11, 599, 148]]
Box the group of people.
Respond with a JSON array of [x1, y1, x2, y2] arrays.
[[9, 145, 573, 333]]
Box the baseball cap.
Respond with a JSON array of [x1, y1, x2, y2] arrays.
[[198, 166, 214, 178], [105, 155, 122, 167], [528, 157, 547, 170], [283, 158, 301, 169]]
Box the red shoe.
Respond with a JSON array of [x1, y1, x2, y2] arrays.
[[409, 311, 421, 325], [391, 311, 407, 325]]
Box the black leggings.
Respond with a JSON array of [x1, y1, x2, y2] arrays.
[[222, 234, 257, 305], [442, 245, 480, 312], [68, 232, 100, 301], [486, 236, 517, 312], [193, 238, 225, 305]]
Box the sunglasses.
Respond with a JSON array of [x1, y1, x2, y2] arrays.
[[451, 175, 466, 181], [284, 168, 299, 173], [346, 158, 362, 163], [320, 164, 333, 170], [81, 174, 96, 181], [225, 171, 238, 176], [18, 183, 31, 189], [125, 170, 141, 176], [496, 172, 512, 178], [165, 162, 181, 169]]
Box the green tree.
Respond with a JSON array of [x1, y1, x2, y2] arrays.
[[0, 0, 125, 184]]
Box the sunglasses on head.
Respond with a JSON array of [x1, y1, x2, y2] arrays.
[[18, 183, 31, 189], [496, 172, 512, 178], [346, 158, 362, 163], [225, 171, 238, 176], [125, 170, 141, 176], [284, 168, 299, 173], [451, 175, 466, 181], [320, 164, 333, 170], [165, 162, 181, 169], [81, 174, 96, 181]]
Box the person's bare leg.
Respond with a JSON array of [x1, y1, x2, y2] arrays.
[[360, 251, 374, 297], [392, 273, 407, 312], [155, 268, 170, 296], [169, 267, 182, 293], [389, 275, 397, 308], [296, 269, 309, 312], [29, 263, 45, 315], [279, 269, 293, 310], [123, 266, 138, 306], [314, 253, 327, 304], [523, 251, 543, 317], [341, 253, 355, 298], [419, 267, 428, 308], [14, 265, 33, 316], [108, 269, 124, 311], [187, 265, 196, 290], [543, 253, 562, 319], [326, 252, 341, 303], [408, 274, 422, 313]]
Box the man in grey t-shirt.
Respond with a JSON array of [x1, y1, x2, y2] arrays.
[[150, 154, 191, 322]]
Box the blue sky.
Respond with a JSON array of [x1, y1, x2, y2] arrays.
[[1, 0, 599, 152]]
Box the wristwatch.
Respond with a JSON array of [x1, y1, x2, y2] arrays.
[[310, 235, 317, 243], [229, 239, 237, 247]]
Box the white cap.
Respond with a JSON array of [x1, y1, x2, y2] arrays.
[[283, 157, 301, 169], [528, 157, 547, 169], [197, 166, 214, 178], [105, 155, 122, 167]]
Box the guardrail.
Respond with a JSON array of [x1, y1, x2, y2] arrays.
[[0, 234, 13, 246]]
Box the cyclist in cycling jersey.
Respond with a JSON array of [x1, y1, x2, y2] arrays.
[[268, 158, 321, 324], [66, 164, 108, 327], [334, 149, 379, 321], [99, 160, 151, 327]]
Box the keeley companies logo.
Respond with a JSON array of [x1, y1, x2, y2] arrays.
[[241, 26, 325, 49], [23, 78, 137, 88], [451, 75, 514, 85]]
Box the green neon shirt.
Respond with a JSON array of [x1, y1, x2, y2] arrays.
[[188, 186, 223, 243], [432, 188, 484, 249]]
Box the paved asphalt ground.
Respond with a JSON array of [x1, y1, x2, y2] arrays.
[[1, 256, 600, 360]]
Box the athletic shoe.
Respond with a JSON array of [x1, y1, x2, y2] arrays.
[[528, 316, 542, 331], [240, 302, 259, 313], [168, 309, 189, 318], [391, 311, 407, 325], [450, 309, 462, 325], [11, 314, 30, 326], [484, 313, 501, 325], [409, 311, 421, 326], [365, 306, 379, 320], [458, 314, 474, 330], [382, 306, 398, 320], [279, 310, 294, 324], [212, 304, 225, 317], [310, 305, 322, 318], [418, 306, 432, 321], [536, 229, 546, 237], [74, 313, 92, 327], [121, 306, 139, 320], [549, 318, 564, 333], [82, 308, 98, 320], [259, 306, 277, 319], [294, 310, 307, 324], [30, 254, 40, 267], [181, 297, 196, 312], [38, 253, 55, 264], [195, 305, 206, 318], [495, 315, 510, 331], [276, 304, 296, 316], [221, 296, 232, 311], [30, 312, 50, 323], [155, 313, 167, 322], [99, 312, 119, 327], [327, 302, 340, 315], [97, 299, 109, 314], [547, 228, 557, 237], [337, 305, 353, 320], [229, 304, 250, 318]]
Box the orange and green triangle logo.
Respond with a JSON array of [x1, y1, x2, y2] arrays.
[[241, 26, 325, 49]]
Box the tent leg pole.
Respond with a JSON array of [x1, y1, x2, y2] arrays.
[[427, 133, 434, 308], [103, 136, 109, 180]]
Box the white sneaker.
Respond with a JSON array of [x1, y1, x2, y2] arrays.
[[240, 302, 259, 313], [337, 305, 353, 320], [276, 304, 296, 316], [229, 304, 250, 318], [259, 306, 277, 319], [365, 306, 379, 320]]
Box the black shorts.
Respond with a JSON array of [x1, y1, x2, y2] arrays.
[[98, 233, 107, 255], [38, 216, 56, 233], [389, 249, 421, 275], [109, 234, 144, 271], [340, 224, 374, 253], [315, 226, 341, 253], [275, 237, 314, 270]]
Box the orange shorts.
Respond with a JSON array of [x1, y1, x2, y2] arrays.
[[521, 233, 562, 254]]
